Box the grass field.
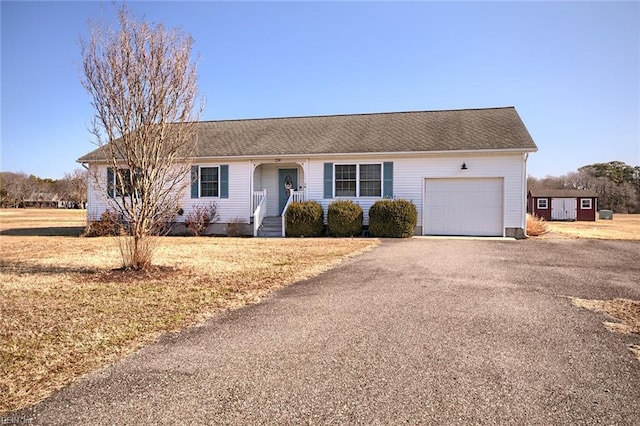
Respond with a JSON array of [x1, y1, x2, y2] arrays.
[[543, 214, 640, 240], [0, 209, 378, 414]]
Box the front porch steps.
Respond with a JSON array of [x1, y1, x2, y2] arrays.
[[257, 216, 283, 237]]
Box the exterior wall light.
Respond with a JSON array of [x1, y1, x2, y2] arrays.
[[461, 162, 468, 170]]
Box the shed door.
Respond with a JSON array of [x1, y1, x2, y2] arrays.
[[424, 178, 503, 236], [551, 198, 577, 220]]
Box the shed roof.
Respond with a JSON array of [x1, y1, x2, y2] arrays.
[[78, 106, 537, 162], [529, 190, 598, 198]]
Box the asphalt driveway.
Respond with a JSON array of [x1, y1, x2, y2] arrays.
[[17, 238, 640, 425]]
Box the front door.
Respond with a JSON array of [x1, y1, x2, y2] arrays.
[[278, 169, 298, 215]]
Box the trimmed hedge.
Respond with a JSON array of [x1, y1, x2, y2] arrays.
[[285, 201, 324, 237], [327, 200, 363, 237], [368, 199, 417, 238]]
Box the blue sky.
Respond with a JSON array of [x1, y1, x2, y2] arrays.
[[1, 1, 638, 179]]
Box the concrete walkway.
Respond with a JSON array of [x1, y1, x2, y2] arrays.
[[18, 239, 640, 424]]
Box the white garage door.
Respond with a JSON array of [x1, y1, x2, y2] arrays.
[[424, 178, 503, 236]]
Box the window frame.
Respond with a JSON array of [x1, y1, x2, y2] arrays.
[[108, 168, 137, 198], [334, 163, 382, 198], [334, 164, 357, 197], [358, 164, 383, 197], [537, 198, 548, 209], [199, 166, 220, 198], [580, 198, 592, 209]]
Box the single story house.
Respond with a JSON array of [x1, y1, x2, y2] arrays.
[[22, 192, 74, 209], [528, 190, 598, 221], [78, 106, 538, 237]]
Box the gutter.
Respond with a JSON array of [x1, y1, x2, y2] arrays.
[[523, 152, 529, 238], [77, 147, 539, 164]]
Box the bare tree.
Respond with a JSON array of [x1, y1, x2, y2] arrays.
[[81, 6, 202, 270], [0, 172, 29, 208], [60, 169, 89, 208]]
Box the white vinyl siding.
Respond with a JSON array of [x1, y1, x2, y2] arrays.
[[87, 162, 251, 224], [182, 161, 250, 223], [308, 153, 526, 231], [86, 153, 527, 234]]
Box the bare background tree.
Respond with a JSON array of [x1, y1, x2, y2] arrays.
[[1, 170, 87, 209], [81, 6, 202, 270], [0, 172, 31, 208], [59, 169, 88, 208]]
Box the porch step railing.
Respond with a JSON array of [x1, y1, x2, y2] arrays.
[[253, 189, 267, 237], [281, 190, 305, 237]]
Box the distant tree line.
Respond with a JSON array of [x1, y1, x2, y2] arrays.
[[0, 169, 88, 209], [528, 161, 640, 213]]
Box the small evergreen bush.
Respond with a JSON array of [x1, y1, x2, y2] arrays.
[[368, 199, 417, 238], [285, 201, 324, 237], [327, 200, 363, 237]]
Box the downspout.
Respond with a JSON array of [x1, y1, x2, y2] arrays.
[[523, 153, 529, 238], [79, 162, 90, 215]]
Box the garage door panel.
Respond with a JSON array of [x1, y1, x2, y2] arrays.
[[424, 178, 503, 236]]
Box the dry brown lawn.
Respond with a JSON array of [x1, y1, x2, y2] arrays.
[[541, 214, 640, 240], [572, 298, 640, 360], [0, 208, 86, 236], [0, 209, 378, 414]]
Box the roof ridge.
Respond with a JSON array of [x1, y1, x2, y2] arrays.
[[198, 106, 516, 124]]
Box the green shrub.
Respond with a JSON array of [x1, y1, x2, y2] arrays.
[[327, 200, 363, 237], [368, 199, 417, 238], [285, 201, 324, 237]]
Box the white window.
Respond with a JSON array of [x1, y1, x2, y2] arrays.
[[580, 198, 592, 209], [200, 166, 219, 197], [335, 164, 381, 197], [537, 198, 548, 209]]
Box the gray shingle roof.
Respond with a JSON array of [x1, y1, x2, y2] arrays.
[[529, 190, 598, 198], [78, 106, 537, 162]]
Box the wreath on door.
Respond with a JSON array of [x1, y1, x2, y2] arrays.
[[284, 175, 293, 196]]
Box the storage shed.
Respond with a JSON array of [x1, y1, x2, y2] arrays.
[[527, 190, 598, 221]]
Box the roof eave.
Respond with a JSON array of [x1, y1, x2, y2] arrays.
[[78, 147, 537, 164], [191, 147, 538, 162]]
